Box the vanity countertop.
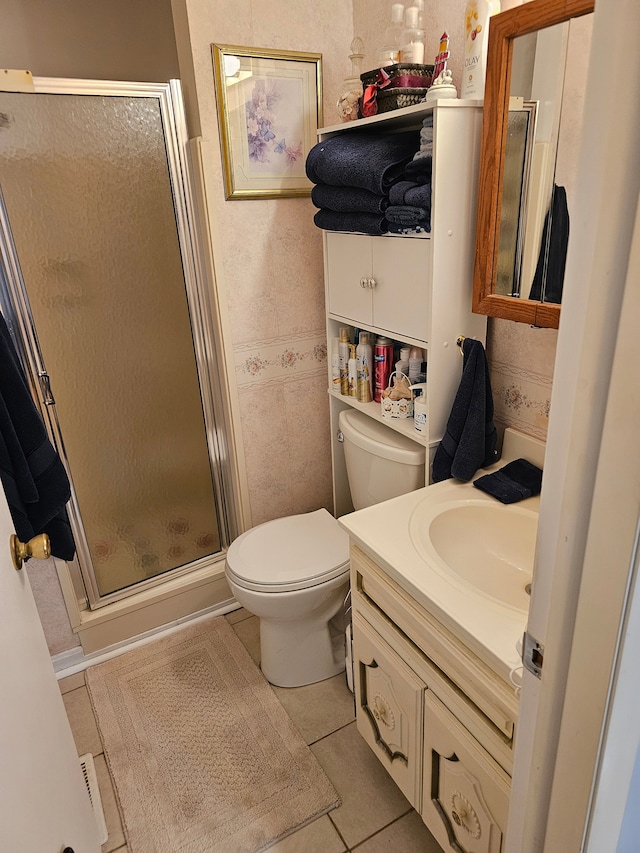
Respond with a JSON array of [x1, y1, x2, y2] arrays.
[[339, 429, 544, 685]]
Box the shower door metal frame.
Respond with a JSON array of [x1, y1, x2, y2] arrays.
[[0, 78, 236, 610]]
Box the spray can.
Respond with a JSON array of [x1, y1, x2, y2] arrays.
[[374, 336, 394, 402], [356, 331, 373, 402], [338, 327, 350, 395]]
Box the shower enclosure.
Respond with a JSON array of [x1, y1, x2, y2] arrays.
[[0, 78, 234, 609]]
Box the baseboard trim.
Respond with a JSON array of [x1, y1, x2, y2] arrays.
[[54, 598, 241, 677]]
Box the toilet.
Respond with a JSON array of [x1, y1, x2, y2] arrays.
[[225, 409, 426, 687]]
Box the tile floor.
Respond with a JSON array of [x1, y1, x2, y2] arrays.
[[60, 608, 442, 852]]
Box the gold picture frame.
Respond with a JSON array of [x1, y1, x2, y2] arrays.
[[212, 44, 323, 200]]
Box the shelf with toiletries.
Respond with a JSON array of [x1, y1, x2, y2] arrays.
[[318, 100, 488, 516]]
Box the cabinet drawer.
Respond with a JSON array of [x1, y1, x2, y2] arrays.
[[352, 549, 518, 740], [422, 691, 511, 853], [352, 611, 424, 809]]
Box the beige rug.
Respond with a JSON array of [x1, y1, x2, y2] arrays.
[[86, 616, 340, 852]]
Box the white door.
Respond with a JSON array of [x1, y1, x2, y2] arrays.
[[506, 2, 640, 850], [0, 488, 100, 852]]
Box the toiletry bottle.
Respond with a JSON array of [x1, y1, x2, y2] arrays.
[[374, 336, 394, 402], [379, 3, 405, 67], [408, 346, 424, 383], [399, 5, 426, 64], [356, 331, 373, 402], [348, 344, 358, 397], [461, 0, 501, 99], [397, 345, 410, 377], [339, 327, 350, 395], [411, 383, 428, 433], [331, 337, 341, 392]]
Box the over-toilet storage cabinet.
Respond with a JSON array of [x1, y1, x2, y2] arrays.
[[351, 546, 518, 852], [318, 101, 488, 517]]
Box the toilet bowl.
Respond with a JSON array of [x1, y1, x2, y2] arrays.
[[225, 509, 350, 687], [225, 410, 426, 688]]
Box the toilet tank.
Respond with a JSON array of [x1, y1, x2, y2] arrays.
[[339, 409, 426, 510]]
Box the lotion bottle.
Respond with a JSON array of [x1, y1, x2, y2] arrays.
[[408, 346, 424, 383], [461, 0, 501, 99], [339, 327, 350, 395]]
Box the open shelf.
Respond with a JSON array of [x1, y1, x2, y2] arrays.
[[330, 390, 438, 449]]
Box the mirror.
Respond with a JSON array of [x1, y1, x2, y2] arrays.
[[472, 0, 594, 328]]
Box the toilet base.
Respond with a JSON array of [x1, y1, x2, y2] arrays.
[[259, 612, 347, 688]]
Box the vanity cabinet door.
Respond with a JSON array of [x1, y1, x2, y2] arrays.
[[422, 691, 510, 853], [352, 613, 424, 809]]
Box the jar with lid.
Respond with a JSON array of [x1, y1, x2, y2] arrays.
[[337, 37, 365, 122]]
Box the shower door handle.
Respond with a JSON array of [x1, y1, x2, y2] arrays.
[[38, 371, 55, 405]]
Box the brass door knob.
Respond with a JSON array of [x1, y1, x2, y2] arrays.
[[10, 533, 51, 571]]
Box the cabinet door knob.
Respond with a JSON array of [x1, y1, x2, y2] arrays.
[[360, 277, 368, 288], [368, 278, 377, 289]]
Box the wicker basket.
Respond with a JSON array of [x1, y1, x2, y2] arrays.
[[360, 63, 434, 89], [377, 87, 429, 112]]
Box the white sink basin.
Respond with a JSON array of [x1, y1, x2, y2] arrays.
[[408, 499, 538, 612]]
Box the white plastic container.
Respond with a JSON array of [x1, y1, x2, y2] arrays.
[[411, 382, 428, 434], [461, 0, 501, 99]]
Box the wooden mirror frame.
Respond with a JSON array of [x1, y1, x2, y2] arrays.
[[472, 0, 594, 329]]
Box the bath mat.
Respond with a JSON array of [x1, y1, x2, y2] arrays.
[[86, 616, 340, 852]]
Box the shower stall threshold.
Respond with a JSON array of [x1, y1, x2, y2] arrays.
[[56, 556, 232, 656]]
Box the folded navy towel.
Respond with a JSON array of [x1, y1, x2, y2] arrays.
[[0, 313, 76, 560], [405, 182, 431, 209], [305, 130, 419, 194], [432, 338, 498, 482], [389, 180, 416, 206], [313, 208, 388, 235], [404, 156, 432, 183], [473, 458, 543, 504], [386, 205, 429, 224], [311, 184, 388, 214]]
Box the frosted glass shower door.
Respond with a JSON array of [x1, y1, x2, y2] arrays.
[[0, 84, 225, 603]]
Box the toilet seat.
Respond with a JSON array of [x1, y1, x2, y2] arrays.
[[226, 508, 349, 593]]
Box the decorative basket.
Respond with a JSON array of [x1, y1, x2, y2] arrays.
[[377, 87, 429, 113], [360, 63, 434, 116], [360, 63, 434, 89]]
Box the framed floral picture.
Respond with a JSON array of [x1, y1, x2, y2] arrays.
[[212, 45, 323, 199]]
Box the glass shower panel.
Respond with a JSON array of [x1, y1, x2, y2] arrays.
[[0, 92, 221, 597]]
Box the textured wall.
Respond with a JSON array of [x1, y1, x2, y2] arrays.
[[0, 0, 179, 82], [180, 0, 354, 525]]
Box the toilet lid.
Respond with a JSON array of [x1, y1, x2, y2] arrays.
[[226, 508, 350, 592]]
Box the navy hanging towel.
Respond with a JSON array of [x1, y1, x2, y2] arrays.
[[0, 313, 76, 560], [432, 337, 498, 482]]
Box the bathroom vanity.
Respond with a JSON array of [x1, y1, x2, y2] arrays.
[[318, 101, 487, 517], [340, 429, 544, 852]]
